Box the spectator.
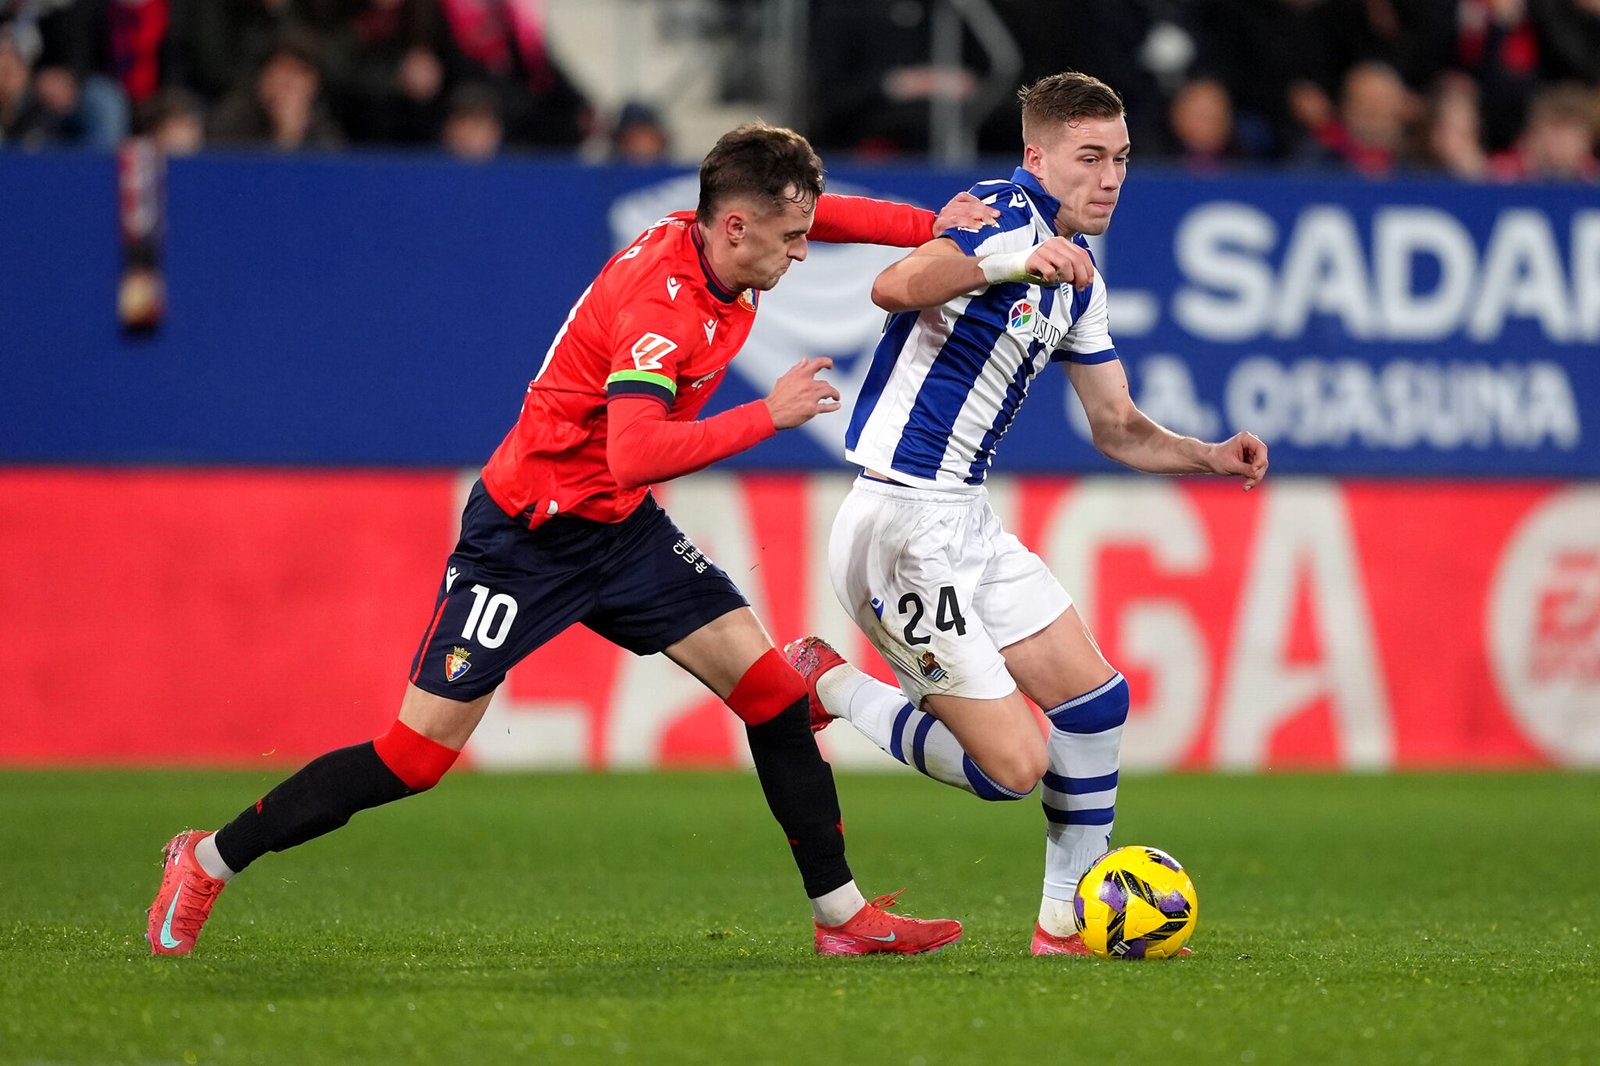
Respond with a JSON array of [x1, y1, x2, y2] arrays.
[[438, 77, 497, 159], [167, 0, 326, 104], [1490, 81, 1599, 180], [14, 0, 131, 148], [805, 0, 980, 159], [1453, 0, 1543, 150], [608, 99, 668, 164], [0, 21, 49, 146], [320, 0, 449, 145], [1528, 0, 1600, 85], [1157, 76, 1243, 171], [435, 0, 592, 150], [1297, 59, 1422, 174], [207, 29, 344, 150], [1419, 70, 1489, 178], [138, 83, 204, 154]]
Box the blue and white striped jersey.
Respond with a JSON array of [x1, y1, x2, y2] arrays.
[[844, 167, 1120, 488]]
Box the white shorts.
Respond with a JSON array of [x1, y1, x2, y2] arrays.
[[828, 476, 1073, 705]]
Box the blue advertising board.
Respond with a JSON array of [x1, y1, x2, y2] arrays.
[[2, 151, 1594, 475]]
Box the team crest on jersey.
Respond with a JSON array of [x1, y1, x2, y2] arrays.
[[738, 289, 758, 311], [445, 646, 472, 683], [917, 651, 947, 682], [1007, 299, 1036, 335]]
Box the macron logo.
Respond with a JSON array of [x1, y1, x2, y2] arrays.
[[446, 566, 460, 592], [666, 277, 681, 300], [703, 319, 717, 344]]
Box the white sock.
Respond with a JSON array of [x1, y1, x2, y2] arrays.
[[827, 666, 1027, 799], [811, 880, 867, 926], [814, 660, 879, 724], [1038, 894, 1078, 938], [1040, 674, 1127, 902], [194, 832, 237, 882]]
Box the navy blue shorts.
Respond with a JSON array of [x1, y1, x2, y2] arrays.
[[409, 481, 749, 701]]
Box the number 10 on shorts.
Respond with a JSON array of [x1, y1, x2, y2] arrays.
[[461, 584, 517, 649]]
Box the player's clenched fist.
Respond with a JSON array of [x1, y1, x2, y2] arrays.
[[980, 235, 1096, 290], [1209, 430, 1270, 490], [764, 356, 842, 429]]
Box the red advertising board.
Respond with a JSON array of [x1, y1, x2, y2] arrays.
[[2, 470, 1594, 770]]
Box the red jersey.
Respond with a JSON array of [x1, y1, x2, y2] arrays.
[[481, 195, 937, 526]]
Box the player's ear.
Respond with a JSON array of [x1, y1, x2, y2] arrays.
[[724, 211, 746, 245]]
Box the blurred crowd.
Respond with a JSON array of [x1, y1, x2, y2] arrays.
[[0, 0, 670, 162], [809, 0, 1600, 182], [2, 0, 1597, 182]]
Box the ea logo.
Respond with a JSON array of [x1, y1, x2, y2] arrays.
[[1007, 299, 1036, 336], [1488, 488, 1600, 763]]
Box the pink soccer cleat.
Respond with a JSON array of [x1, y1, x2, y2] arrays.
[[814, 891, 963, 955], [1031, 923, 1092, 956], [146, 830, 227, 956], [783, 636, 846, 733]]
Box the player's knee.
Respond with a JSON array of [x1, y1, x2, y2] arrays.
[[988, 749, 1047, 797], [974, 736, 1047, 797], [373, 720, 461, 792], [726, 647, 806, 726]]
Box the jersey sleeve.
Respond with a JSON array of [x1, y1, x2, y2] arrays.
[[1057, 261, 1119, 364], [810, 194, 936, 248], [606, 395, 776, 488], [605, 288, 697, 406], [940, 181, 1038, 257]]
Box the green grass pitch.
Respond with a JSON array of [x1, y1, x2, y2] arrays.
[[2, 769, 1596, 1065]]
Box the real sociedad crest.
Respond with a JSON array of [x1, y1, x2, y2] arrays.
[[445, 646, 472, 683]]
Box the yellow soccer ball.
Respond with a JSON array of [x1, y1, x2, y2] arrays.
[[1073, 846, 1198, 959]]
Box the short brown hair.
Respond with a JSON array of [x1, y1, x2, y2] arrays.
[[1018, 72, 1125, 145], [696, 122, 824, 224]]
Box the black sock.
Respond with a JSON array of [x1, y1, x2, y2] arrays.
[[745, 697, 853, 899], [213, 741, 414, 873]]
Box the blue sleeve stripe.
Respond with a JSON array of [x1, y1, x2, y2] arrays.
[[1052, 346, 1119, 365]]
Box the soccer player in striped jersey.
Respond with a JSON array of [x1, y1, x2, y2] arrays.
[[786, 73, 1269, 955], [145, 123, 997, 959]]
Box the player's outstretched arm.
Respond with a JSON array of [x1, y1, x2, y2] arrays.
[[1066, 360, 1270, 490], [810, 192, 997, 247], [871, 235, 1095, 313]]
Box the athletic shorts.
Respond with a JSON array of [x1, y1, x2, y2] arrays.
[[828, 475, 1072, 705], [409, 480, 749, 701]]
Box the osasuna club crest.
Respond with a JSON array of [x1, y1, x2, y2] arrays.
[[445, 646, 472, 683]]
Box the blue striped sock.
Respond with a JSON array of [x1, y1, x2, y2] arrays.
[[869, 701, 1029, 801], [1040, 673, 1128, 899]]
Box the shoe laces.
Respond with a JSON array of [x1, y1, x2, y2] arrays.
[[867, 890, 904, 912]]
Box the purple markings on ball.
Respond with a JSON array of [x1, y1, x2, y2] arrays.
[[1098, 877, 1128, 912], [1122, 939, 1148, 960], [1074, 895, 1086, 925], [1158, 891, 1190, 915], [1147, 848, 1182, 871]]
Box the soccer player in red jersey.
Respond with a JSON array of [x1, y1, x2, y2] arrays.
[[146, 122, 997, 958]]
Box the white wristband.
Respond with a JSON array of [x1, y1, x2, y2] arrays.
[[979, 249, 1039, 285]]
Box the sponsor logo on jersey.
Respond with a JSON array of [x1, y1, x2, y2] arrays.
[[917, 651, 946, 682], [445, 566, 460, 591], [870, 597, 885, 620], [445, 646, 472, 683], [703, 318, 717, 343], [689, 368, 721, 389], [666, 277, 681, 300], [1007, 299, 1036, 335], [630, 332, 678, 370]]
